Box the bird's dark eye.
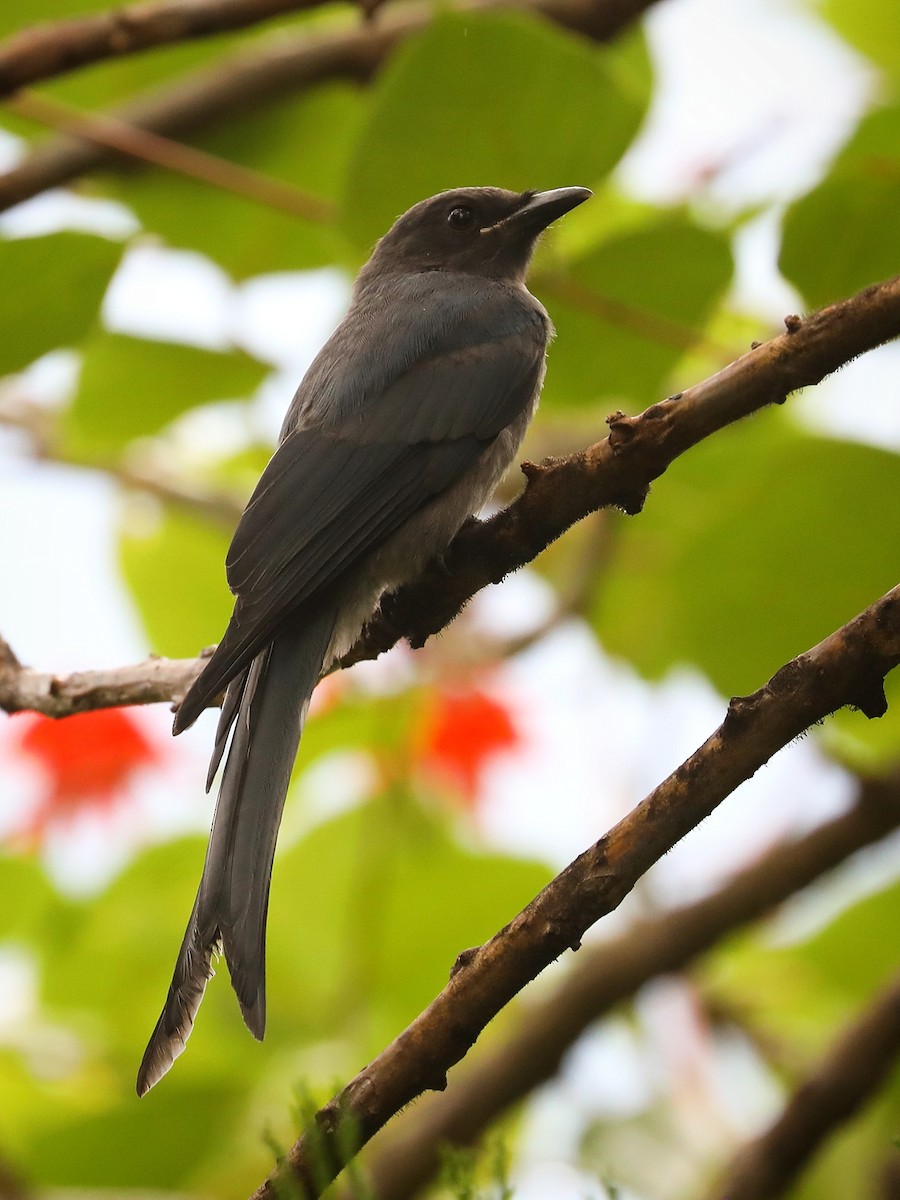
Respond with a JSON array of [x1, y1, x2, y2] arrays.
[[447, 206, 476, 230]]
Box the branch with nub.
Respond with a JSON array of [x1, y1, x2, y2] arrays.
[[2, 273, 899, 719], [251, 583, 900, 1199]]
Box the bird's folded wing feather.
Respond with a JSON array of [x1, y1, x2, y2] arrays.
[[175, 297, 545, 728]]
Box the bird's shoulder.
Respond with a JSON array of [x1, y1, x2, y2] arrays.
[[282, 271, 549, 439]]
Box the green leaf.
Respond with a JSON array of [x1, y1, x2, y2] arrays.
[[28, 1085, 241, 1188], [119, 507, 234, 657], [824, 670, 900, 770], [105, 84, 365, 278], [265, 796, 552, 1052], [707, 879, 900, 1058], [538, 214, 733, 408], [820, 0, 900, 74], [798, 880, 900, 1008], [0, 232, 122, 377], [0, 1, 109, 39], [64, 332, 267, 459], [342, 11, 650, 249], [780, 103, 900, 307], [1, 7, 277, 116], [0, 855, 77, 966], [592, 418, 900, 701]]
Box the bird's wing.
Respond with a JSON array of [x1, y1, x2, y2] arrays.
[[174, 311, 544, 730]]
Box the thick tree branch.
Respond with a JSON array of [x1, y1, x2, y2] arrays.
[[343, 274, 900, 667], [359, 774, 900, 1200], [0, 0, 334, 99], [708, 971, 900, 1200], [249, 584, 900, 1199], [2, 275, 898, 720], [0, 0, 659, 214]]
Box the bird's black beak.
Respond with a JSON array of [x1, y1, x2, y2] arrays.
[[506, 187, 592, 233]]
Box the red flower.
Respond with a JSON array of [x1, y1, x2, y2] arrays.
[[9, 708, 158, 843], [415, 685, 522, 806]]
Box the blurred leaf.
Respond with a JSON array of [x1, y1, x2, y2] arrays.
[[821, 0, 900, 74], [106, 84, 364, 278], [65, 332, 267, 458], [342, 12, 650, 249], [266, 795, 552, 1052], [538, 213, 733, 408], [0, 854, 71, 947], [299, 684, 416, 767], [0, 232, 122, 377], [1, 6, 284, 117], [592, 417, 900, 713], [797, 880, 900, 1007], [780, 103, 900, 307], [29, 1084, 241, 1187], [707, 879, 900, 1060], [119, 507, 233, 657], [791, 1072, 900, 1200], [824, 670, 900, 770], [0, 0, 109, 39]]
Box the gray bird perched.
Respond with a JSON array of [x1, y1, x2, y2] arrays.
[[137, 184, 591, 1095]]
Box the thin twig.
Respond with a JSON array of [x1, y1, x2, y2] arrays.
[[341, 275, 900, 671], [250, 583, 900, 1198], [7, 90, 334, 223], [0, 644, 208, 717], [358, 774, 900, 1200], [708, 971, 900, 1199]]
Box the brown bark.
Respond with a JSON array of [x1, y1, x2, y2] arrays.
[[250, 584, 900, 1198]]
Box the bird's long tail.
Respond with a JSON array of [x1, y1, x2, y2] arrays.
[[136, 607, 336, 1096]]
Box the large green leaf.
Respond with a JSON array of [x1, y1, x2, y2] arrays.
[[704, 878, 900, 1198], [821, 0, 900, 74], [28, 1084, 241, 1188], [0, 856, 81, 988], [119, 507, 234, 657], [0, 6, 302, 114], [537, 214, 733, 408], [64, 332, 268, 459], [0, 232, 122, 377], [707, 879, 900, 1057], [780, 103, 900, 307], [798, 879, 900, 1008], [105, 84, 365, 279], [342, 12, 650, 249], [265, 796, 553, 1053], [592, 417, 900, 709], [0, 1, 108, 39]]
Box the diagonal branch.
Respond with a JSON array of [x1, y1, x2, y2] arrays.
[[0, 0, 338, 99], [0, 0, 659, 214], [249, 583, 900, 1199], [0, 0, 657, 98], [708, 970, 900, 1200], [1, 274, 898, 720], [343, 273, 900, 666], [359, 773, 900, 1200], [7, 89, 335, 222]]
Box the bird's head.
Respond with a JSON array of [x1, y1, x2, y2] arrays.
[[361, 186, 592, 283]]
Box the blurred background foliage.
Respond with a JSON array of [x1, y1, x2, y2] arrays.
[[0, 0, 898, 1196]]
